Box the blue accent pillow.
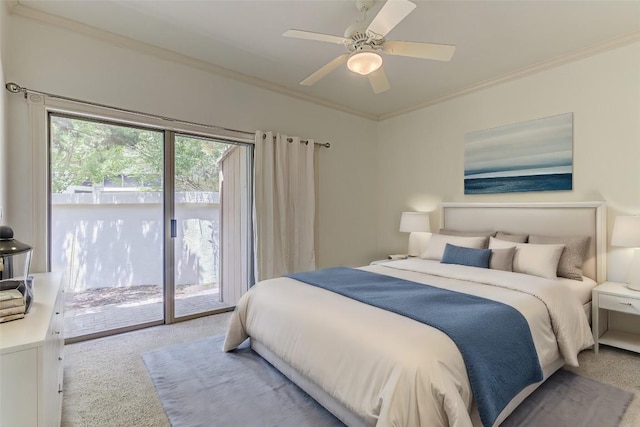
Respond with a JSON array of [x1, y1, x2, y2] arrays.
[[441, 243, 491, 269]]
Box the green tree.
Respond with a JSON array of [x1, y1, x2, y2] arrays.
[[175, 135, 227, 192], [50, 116, 230, 193]]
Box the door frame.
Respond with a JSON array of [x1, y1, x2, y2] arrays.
[[164, 129, 176, 324], [36, 98, 253, 341]]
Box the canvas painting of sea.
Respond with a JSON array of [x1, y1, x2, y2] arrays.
[[464, 113, 573, 194]]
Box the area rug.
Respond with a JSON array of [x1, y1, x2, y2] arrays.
[[501, 368, 633, 427], [142, 335, 633, 427]]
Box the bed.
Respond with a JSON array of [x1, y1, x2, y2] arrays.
[[224, 202, 606, 427]]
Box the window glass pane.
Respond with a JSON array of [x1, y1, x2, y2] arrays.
[[50, 115, 164, 338], [174, 135, 248, 317]]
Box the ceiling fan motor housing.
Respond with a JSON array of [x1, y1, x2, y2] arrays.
[[355, 0, 375, 13], [344, 20, 368, 40], [344, 21, 384, 52]]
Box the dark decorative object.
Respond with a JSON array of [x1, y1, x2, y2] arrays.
[[0, 226, 34, 312]]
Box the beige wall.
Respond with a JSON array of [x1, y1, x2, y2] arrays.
[[5, 10, 640, 279], [4, 12, 379, 270], [0, 2, 8, 225], [376, 41, 640, 281]]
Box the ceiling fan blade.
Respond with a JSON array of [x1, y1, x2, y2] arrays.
[[368, 67, 391, 94], [283, 29, 349, 45], [382, 40, 456, 62], [300, 54, 349, 86], [366, 0, 416, 39]]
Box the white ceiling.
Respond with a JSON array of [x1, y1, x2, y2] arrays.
[[15, 0, 640, 119]]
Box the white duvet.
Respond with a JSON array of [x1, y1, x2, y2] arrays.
[[223, 259, 594, 427]]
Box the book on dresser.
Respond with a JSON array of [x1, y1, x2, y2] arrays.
[[0, 304, 25, 316], [0, 312, 25, 322], [0, 289, 25, 322], [0, 289, 24, 308]]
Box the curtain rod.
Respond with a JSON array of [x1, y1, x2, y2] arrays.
[[5, 82, 330, 148], [262, 133, 330, 148]]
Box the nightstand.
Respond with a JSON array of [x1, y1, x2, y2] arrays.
[[592, 281, 640, 354], [370, 259, 396, 265], [370, 255, 409, 265]]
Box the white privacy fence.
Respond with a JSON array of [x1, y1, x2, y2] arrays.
[[51, 191, 220, 291]]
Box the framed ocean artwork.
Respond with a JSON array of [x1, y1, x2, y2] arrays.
[[464, 113, 573, 194]]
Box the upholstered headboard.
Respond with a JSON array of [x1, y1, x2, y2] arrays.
[[438, 202, 606, 282]]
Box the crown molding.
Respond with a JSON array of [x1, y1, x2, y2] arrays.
[[9, 1, 378, 121], [9, 1, 640, 123], [378, 30, 640, 121]]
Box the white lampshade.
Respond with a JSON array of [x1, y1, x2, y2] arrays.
[[399, 212, 431, 233], [347, 50, 383, 76], [611, 216, 640, 247]]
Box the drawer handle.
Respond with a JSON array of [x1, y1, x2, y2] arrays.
[[54, 331, 61, 335], [58, 357, 63, 361], [58, 388, 64, 394], [619, 302, 633, 306]]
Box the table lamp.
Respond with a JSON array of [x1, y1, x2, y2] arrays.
[[399, 212, 431, 257], [0, 226, 34, 311], [611, 216, 640, 291]]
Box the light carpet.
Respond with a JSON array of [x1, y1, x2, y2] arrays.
[[143, 335, 633, 427], [61, 313, 640, 427]]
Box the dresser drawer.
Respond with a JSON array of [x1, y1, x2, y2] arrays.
[[0, 273, 64, 427], [599, 294, 640, 315]]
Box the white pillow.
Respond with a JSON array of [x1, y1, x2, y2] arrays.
[[489, 236, 518, 250], [421, 234, 488, 261], [489, 237, 565, 279]]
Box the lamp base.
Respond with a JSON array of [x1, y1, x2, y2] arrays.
[[627, 282, 640, 292], [626, 249, 640, 292], [407, 232, 431, 257]]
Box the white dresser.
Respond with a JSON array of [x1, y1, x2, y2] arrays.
[[0, 273, 65, 427]]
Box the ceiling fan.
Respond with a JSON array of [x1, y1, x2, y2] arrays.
[[283, 0, 456, 94]]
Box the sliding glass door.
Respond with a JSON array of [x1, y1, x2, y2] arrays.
[[49, 114, 252, 340], [50, 115, 165, 338], [171, 134, 250, 319]]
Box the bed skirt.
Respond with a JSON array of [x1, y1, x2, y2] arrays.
[[251, 338, 565, 427]]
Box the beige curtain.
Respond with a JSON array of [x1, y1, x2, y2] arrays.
[[253, 131, 316, 281]]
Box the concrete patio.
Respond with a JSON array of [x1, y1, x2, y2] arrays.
[[64, 289, 230, 338]]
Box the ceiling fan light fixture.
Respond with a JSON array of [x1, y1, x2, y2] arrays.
[[347, 50, 383, 75]]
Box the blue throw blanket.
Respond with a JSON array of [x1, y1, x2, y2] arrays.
[[286, 267, 543, 427]]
